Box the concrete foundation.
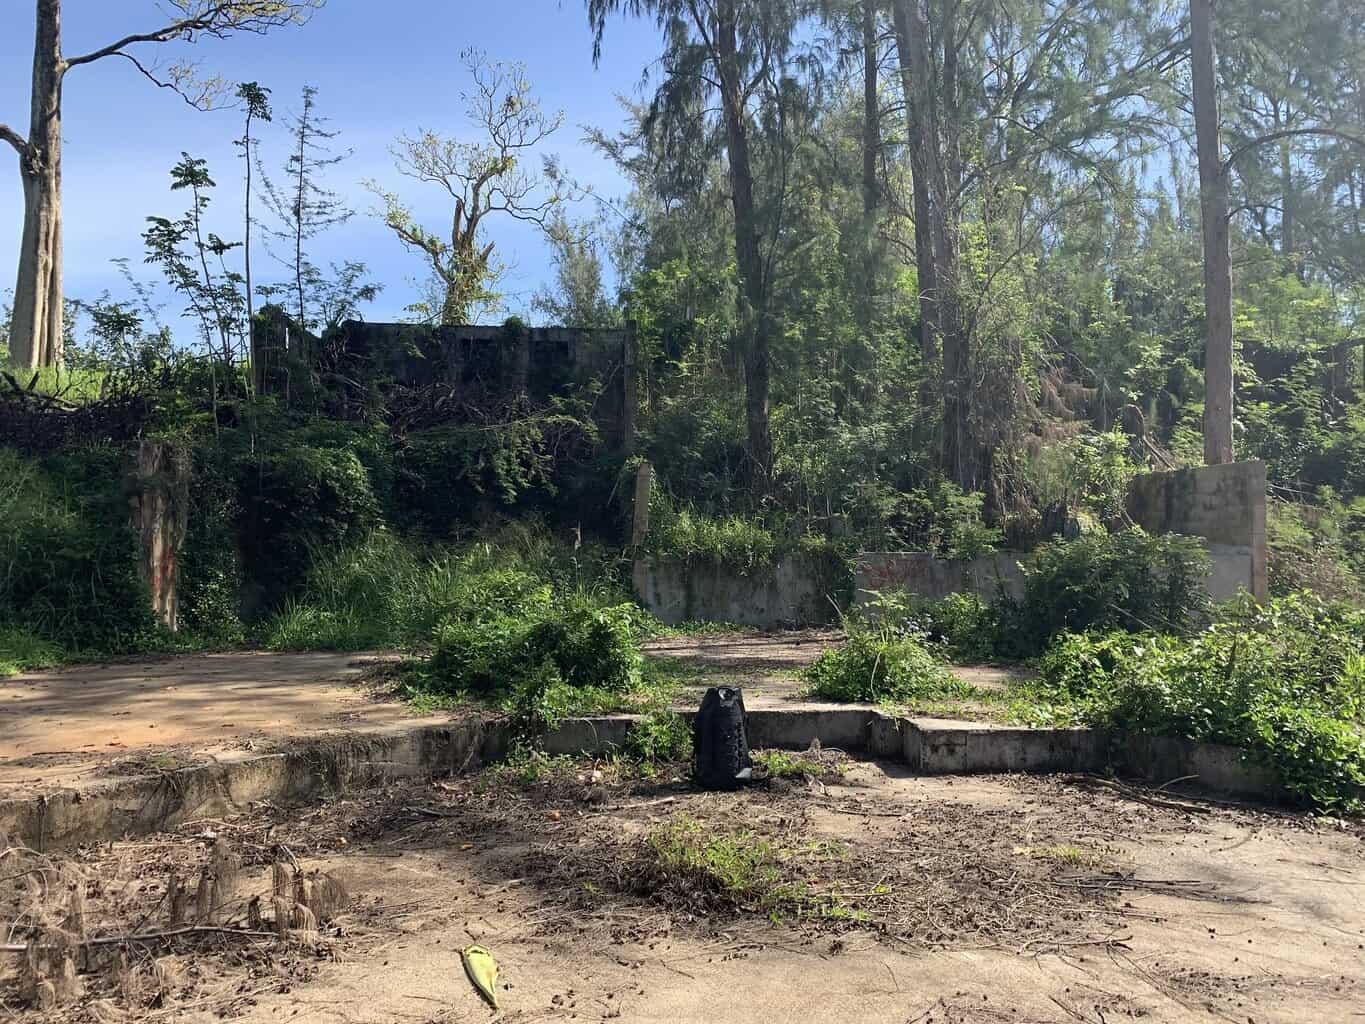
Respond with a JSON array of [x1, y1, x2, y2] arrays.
[[633, 558, 838, 629], [1, 707, 1307, 851]]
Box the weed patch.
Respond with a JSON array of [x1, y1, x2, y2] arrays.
[[1035, 593, 1365, 811]]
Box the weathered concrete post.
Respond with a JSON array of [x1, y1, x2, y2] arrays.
[[129, 441, 190, 632], [630, 460, 653, 549]]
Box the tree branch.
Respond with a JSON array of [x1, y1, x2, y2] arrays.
[[63, 2, 321, 72], [1222, 128, 1365, 179], [0, 123, 28, 156]]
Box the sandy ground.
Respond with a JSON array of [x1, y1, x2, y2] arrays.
[[5, 759, 1359, 1023], [0, 651, 413, 791]]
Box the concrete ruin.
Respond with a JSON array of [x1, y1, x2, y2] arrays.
[[633, 558, 838, 630], [856, 460, 1268, 608], [1125, 459, 1268, 601], [252, 313, 639, 452]]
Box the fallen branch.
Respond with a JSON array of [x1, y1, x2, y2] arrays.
[[0, 924, 277, 954], [1061, 774, 1211, 814]]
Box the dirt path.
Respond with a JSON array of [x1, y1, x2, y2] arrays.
[[0, 651, 414, 792], [8, 760, 1358, 1023], [222, 767, 1365, 1024]]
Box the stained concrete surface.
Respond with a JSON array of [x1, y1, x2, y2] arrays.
[[0, 651, 418, 791]]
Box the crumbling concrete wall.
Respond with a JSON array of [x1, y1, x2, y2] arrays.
[[1126, 460, 1267, 601], [854, 552, 1026, 605], [854, 461, 1269, 608], [633, 558, 838, 629]]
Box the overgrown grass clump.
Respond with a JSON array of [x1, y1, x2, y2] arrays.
[[637, 818, 860, 920], [0, 626, 65, 679], [0, 447, 163, 662], [1037, 593, 1365, 811], [802, 622, 967, 704], [260, 528, 662, 727]]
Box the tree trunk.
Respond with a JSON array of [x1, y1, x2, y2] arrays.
[[245, 110, 260, 393], [1190, 0, 1235, 466], [715, 0, 772, 491], [890, 0, 939, 369], [896, 0, 975, 487], [860, 0, 880, 326], [8, 0, 65, 370], [856, 0, 882, 411]]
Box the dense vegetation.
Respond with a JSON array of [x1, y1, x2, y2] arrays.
[[2, 1, 1364, 810]]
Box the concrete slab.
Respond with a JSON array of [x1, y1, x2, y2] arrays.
[[0, 650, 411, 791]]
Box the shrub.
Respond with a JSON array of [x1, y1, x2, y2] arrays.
[[426, 595, 642, 697], [803, 625, 966, 704], [648, 506, 778, 573], [1038, 593, 1365, 811], [1007, 529, 1212, 656], [240, 443, 380, 609], [0, 626, 65, 678], [908, 592, 1003, 663], [0, 447, 159, 654]]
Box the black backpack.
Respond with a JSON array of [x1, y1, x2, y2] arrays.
[[693, 686, 753, 790]]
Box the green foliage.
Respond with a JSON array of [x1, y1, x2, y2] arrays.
[[0, 626, 65, 678], [802, 622, 965, 704], [905, 592, 1003, 664], [241, 441, 380, 608], [0, 447, 160, 654], [637, 818, 857, 921], [647, 505, 778, 573], [752, 750, 833, 780], [1007, 529, 1212, 656], [1038, 594, 1365, 810], [624, 710, 693, 766], [427, 595, 642, 698]]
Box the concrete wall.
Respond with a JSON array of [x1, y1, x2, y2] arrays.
[[855, 461, 1269, 607], [853, 551, 1025, 606], [1127, 460, 1267, 600], [633, 558, 837, 629]]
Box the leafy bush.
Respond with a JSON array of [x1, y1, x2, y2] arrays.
[[648, 505, 778, 573], [906, 592, 1003, 663], [1006, 529, 1212, 656], [0, 447, 160, 654], [803, 624, 965, 704], [426, 595, 642, 697], [1038, 593, 1365, 810], [0, 626, 65, 678], [240, 442, 380, 610]]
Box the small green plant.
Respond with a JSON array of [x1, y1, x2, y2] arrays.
[[752, 750, 840, 780], [624, 710, 692, 766], [637, 818, 861, 921], [802, 624, 968, 704]]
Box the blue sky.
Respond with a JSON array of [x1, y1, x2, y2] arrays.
[[0, 1, 661, 331]]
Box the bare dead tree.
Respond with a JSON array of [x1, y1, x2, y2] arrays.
[[365, 49, 573, 326]]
